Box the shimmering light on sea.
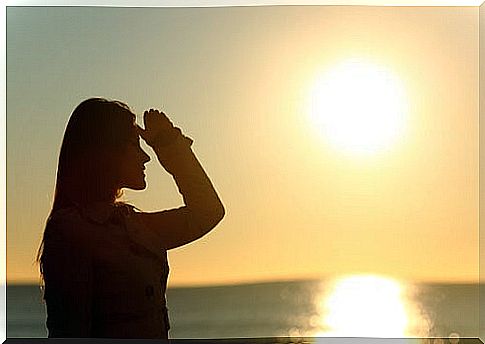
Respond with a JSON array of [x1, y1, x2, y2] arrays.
[[310, 274, 433, 338]]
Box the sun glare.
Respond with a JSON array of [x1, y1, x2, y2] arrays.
[[312, 274, 432, 338], [322, 275, 408, 336], [308, 58, 408, 156]]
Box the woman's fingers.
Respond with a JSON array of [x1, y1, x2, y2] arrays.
[[143, 109, 173, 131], [139, 108, 178, 146]]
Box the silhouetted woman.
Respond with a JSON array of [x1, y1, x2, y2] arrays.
[[36, 98, 225, 338]]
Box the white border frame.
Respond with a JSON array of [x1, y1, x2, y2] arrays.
[[2, 1, 483, 342]]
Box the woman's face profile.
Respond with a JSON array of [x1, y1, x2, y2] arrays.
[[117, 125, 151, 191]]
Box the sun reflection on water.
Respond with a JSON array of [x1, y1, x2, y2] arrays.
[[312, 274, 431, 338]]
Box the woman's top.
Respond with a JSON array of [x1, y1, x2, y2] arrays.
[[41, 132, 225, 339]]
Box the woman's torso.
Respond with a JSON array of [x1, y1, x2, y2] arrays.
[[43, 203, 170, 339]]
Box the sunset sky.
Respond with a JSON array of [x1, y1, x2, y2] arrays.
[[6, 5, 479, 286]]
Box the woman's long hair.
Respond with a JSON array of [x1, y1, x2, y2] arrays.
[[36, 98, 137, 282]]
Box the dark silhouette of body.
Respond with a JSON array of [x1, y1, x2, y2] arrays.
[[36, 98, 225, 338]]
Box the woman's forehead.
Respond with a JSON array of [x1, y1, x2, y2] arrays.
[[127, 124, 140, 140]]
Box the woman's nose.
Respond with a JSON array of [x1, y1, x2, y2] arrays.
[[141, 149, 151, 164]]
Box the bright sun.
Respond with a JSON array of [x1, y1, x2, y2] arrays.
[[308, 58, 408, 156]]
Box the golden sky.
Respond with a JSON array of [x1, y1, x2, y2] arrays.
[[6, 5, 479, 286]]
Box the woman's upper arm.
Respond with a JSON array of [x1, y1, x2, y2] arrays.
[[133, 205, 219, 250], [42, 215, 93, 337], [138, 134, 225, 250]]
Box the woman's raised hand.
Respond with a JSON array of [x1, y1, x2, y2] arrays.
[[137, 109, 180, 147]]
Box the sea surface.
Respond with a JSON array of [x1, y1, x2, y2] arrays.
[[6, 277, 481, 340]]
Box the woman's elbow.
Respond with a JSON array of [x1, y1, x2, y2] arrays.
[[199, 203, 225, 233], [208, 203, 225, 229], [215, 202, 225, 223]]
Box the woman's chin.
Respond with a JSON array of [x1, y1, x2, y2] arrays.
[[132, 185, 146, 191], [134, 181, 147, 190], [123, 180, 147, 191]]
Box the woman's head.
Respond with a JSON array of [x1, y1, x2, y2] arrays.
[[37, 98, 150, 283], [53, 98, 150, 211]]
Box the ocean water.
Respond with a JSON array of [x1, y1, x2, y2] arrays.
[[6, 278, 480, 340]]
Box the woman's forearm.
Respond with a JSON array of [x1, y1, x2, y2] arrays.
[[152, 131, 225, 234]]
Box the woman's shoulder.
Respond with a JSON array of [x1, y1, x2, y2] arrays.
[[42, 207, 95, 265], [48, 206, 82, 226], [45, 206, 91, 242], [45, 202, 140, 231]]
